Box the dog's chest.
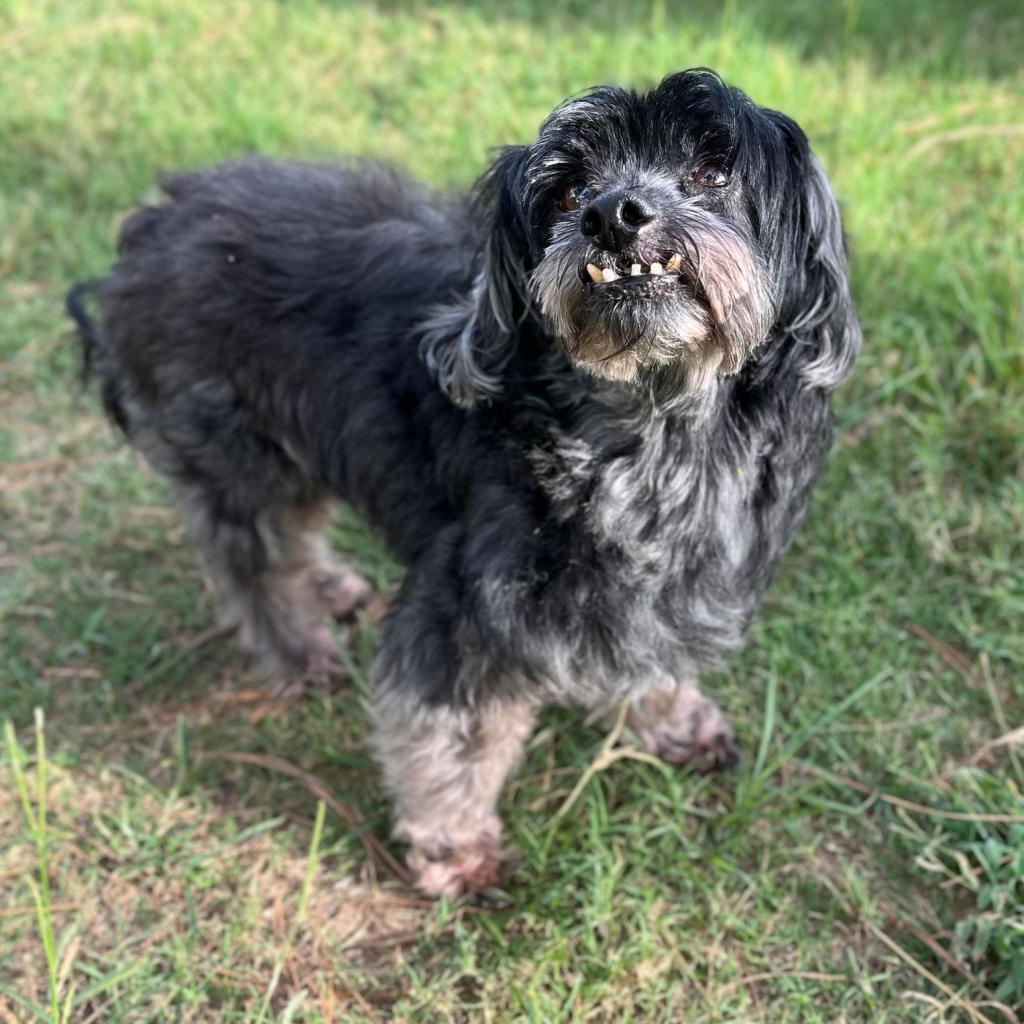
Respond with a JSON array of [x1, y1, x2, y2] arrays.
[[531, 412, 762, 576], [515, 415, 771, 694]]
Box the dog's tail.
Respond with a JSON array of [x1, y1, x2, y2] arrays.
[[66, 279, 103, 383], [66, 278, 129, 433]]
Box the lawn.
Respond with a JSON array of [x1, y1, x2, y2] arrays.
[[1, 0, 1022, 1020]]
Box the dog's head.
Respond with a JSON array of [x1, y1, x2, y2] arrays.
[[427, 68, 859, 407]]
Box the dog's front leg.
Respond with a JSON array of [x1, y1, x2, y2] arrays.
[[372, 688, 535, 898], [627, 679, 740, 772]]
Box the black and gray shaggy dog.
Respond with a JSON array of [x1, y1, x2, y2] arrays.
[[68, 69, 860, 897]]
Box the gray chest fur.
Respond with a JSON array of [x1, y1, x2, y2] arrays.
[[488, 392, 801, 705]]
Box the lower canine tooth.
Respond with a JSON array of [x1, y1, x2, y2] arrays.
[[601, 268, 619, 282], [586, 263, 604, 283], [650, 262, 664, 275], [666, 254, 682, 271], [630, 263, 641, 276]]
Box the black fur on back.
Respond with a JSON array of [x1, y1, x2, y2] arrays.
[[68, 70, 860, 709]]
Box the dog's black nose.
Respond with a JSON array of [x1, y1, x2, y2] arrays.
[[579, 191, 655, 252]]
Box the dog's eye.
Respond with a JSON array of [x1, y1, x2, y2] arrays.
[[559, 182, 590, 212], [692, 164, 729, 188]]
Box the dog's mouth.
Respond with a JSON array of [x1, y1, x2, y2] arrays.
[[578, 252, 689, 295]]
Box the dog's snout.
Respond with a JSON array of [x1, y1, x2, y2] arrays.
[[579, 191, 656, 252]]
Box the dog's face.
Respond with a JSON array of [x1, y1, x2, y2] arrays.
[[528, 72, 778, 394], [427, 69, 858, 408]]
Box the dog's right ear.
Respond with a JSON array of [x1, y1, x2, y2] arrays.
[[421, 145, 534, 408]]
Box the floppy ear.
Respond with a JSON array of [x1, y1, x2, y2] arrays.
[[421, 145, 535, 408], [765, 115, 861, 391]]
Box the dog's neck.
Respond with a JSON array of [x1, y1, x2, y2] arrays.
[[505, 326, 823, 565], [511, 352, 730, 516]]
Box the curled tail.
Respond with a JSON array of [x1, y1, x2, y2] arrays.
[[65, 279, 128, 432]]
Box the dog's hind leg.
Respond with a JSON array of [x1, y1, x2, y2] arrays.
[[175, 485, 350, 679], [312, 558, 374, 624], [184, 490, 377, 682], [123, 382, 371, 680]]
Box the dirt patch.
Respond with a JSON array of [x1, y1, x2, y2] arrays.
[[1, 760, 430, 1020]]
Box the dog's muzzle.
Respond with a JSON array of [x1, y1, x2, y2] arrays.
[[532, 186, 772, 392]]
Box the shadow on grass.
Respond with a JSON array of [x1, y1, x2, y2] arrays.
[[339, 0, 1024, 81]]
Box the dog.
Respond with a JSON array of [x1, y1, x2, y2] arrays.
[[67, 68, 860, 898]]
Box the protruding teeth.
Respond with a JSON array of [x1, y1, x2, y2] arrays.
[[666, 254, 682, 271], [630, 263, 642, 276], [650, 262, 664, 275], [601, 267, 620, 282], [586, 263, 604, 283]]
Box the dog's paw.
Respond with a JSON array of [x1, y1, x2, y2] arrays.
[[262, 626, 348, 696], [314, 567, 373, 622], [407, 834, 508, 900], [632, 689, 740, 773]]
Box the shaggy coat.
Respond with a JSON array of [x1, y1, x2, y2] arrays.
[[68, 69, 860, 896]]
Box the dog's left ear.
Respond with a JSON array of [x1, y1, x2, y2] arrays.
[[421, 145, 534, 408], [766, 114, 862, 391]]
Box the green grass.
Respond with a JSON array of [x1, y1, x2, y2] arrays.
[[1, 0, 1022, 1020]]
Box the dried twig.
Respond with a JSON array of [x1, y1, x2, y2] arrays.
[[547, 701, 664, 828], [906, 124, 1024, 160], [196, 749, 410, 883], [898, 918, 1021, 1024], [129, 623, 236, 689], [719, 971, 847, 999], [867, 922, 998, 1024], [0, 543, 67, 568], [796, 761, 1024, 824], [905, 624, 981, 687], [969, 726, 1024, 766], [0, 901, 78, 920]]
